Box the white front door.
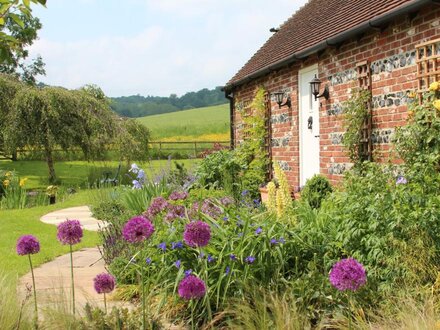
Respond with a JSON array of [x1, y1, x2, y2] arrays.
[[299, 65, 320, 186]]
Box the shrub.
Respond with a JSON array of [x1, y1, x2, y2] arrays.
[[300, 174, 333, 209]]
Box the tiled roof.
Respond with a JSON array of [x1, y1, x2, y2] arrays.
[[226, 0, 422, 88]]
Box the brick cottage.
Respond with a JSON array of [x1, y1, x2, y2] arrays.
[[223, 0, 440, 190]]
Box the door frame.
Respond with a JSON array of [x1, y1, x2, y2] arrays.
[[298, 64, 319, 186]]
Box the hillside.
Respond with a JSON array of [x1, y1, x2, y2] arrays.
[[111, 87, 225, 118], [137, 103, 229, 141]]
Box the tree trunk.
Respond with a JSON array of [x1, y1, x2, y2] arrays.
[[45, 147, 57, 184]]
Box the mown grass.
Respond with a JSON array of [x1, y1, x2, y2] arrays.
[[0, 159, 199, 189], [137, 103, 230, 141], [0, 190, 99, 281]]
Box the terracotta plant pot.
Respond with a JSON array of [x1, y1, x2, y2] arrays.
[[259, 186, 269, 204]]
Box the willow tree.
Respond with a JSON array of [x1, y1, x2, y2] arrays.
[[4, 85, 117, 183]]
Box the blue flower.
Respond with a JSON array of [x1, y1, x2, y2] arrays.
[[253, 199, 261, 207], [237, 232, 243, 238], [132, 180, 142, 189], [184, 269, 192, 278], [207, 255, 215, 263], [137, 169, 145, 180], [225, 266, 230, 275], [396, 176, 407, 184], [145, 257, 152, 265], [230, 254, 237, 261], [198, 252, 205, 259], [255, 227, 262, 235], [129, 163, 139, 174], [241, 190, 249, 196], [245, 256, 255, 264], [222, 216, 229, 222], [278, 237, 285, 244], [174, 260, 181, 269], [270, 238, 278, 245], [171, 241, 183, 249], [158, 242, 167, 252]]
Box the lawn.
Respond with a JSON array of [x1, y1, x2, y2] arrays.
[[137, 103, 230, 141], [0, 159, 199, 189], [0, 190, 99, 281]]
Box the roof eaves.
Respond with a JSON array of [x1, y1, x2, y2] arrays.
[[223, 0, 432, 92]]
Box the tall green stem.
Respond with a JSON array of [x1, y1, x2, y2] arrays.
[[69, 244, 75, 315], [28, 254, 38, 324], [141, 264, 146, 330], [103, 293, 107, 314]]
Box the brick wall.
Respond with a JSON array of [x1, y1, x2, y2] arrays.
[[231, 3, 440, 190]]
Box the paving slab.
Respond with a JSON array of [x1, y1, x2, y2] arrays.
[[19, 247, 132, 313], [40, 206, 107, 231]]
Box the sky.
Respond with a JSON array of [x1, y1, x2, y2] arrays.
[[28, 0, 306, 97]]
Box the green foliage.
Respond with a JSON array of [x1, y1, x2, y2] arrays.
[[342, 89, 371, 165], [394, 89, 440, 169], [0, 0, 46, 63], [234, 87, 269, 196], [300, 174, 333, 209], [111, 86, 226, 118], [115, 119, 151, 163]]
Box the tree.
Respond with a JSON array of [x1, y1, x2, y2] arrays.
[[0, 13, 45, 84], [4, 84, 117, 183], [0, 0, 46, 63]]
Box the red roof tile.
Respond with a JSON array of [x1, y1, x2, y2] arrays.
[[226, 0, 423, 88]]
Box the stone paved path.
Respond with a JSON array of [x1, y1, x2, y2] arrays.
[[40, 205, 107, 231], [19, 206, 127, 313], [19, 247, 132, 313]]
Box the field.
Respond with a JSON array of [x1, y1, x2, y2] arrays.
[[137, 103, 230, 141]]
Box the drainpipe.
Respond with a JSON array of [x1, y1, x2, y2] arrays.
[[225, 91, 234, 149]]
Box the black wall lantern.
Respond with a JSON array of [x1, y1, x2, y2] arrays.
[[273, 91, 291, 109], [309, 74, 329, 101]]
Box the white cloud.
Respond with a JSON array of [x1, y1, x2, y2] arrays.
[[29, 0, 306, 96]]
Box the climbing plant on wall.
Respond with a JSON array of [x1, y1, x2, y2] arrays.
[[235, 86, 269, 196]]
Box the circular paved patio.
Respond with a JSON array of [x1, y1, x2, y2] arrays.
[[40, 205, 107, 231]]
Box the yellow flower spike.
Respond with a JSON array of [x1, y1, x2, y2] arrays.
[[19, 178, 28, 187], [429, 81, 440, 92], [433, 99, 440, 111], [3, 179, 10, 187], [5, 171, 11, 177], [267, 182, 277, 212]]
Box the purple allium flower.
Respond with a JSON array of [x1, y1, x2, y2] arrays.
[[184, 269, 192, 278], [145, 257, 152, 265], [57, 219, 83, 245], [122, 216, 154, 243], [190, 199, 222, 219], [183, 221, 211, 247], [158, 242, 167, 252], [132, 180, 142, 189], [146, 197, 169, 218], [164, 204, 186, 222], [168, 191, 188, 201], [396, 176, 407, 185], [255, 227, 262, 235], [174, 260, 181, 269], [93, 273, 116, 294], [219, 196, 234, 207], [245, 256, 255, 264], [230, 254, 237, 261], [178, 275, 206, 300], [225, 266, 230, 275], [329, 258, 367, 292], [171, 241, 183, 249], [207, 255, 215, 263], [16, 235, 40, 255]]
